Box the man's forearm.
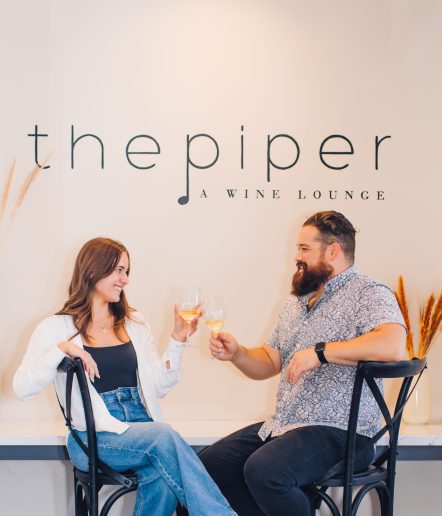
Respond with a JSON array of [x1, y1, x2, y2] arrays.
[[232, 346, 280, 380], [324, 323, 407, 366]]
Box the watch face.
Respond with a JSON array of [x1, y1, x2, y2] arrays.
[[315, 342, 325, 352]]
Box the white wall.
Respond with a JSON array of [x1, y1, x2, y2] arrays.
[[0, 1, 441, 514]]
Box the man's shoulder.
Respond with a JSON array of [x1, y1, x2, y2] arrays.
[[344, 273, 399, 312], [346, 271, 392, 293], [272, 296, 300, 324], [280, 295, 300, 311]]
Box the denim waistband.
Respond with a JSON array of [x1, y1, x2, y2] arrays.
[[100, 386, 142, 403]]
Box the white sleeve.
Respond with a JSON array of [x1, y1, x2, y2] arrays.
[[137, 318, 184, 399], [13, 319, 67, 400]]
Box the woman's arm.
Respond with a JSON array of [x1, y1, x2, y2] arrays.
[[13, 318, 67, 400], [131, 311, 185, 399], [134, 305, 202, 398], [14, 317, 100, 400]]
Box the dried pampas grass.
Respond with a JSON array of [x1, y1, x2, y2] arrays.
[[395, 276, 442, 359], [0, 156, 50, 253], [419, 291, 442, 358], [0, 159, 16, 220]]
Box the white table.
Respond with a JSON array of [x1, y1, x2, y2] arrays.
[[1, 420, 442, 460]]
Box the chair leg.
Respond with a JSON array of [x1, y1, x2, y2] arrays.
[[87, 482, 100, 516], [307, 487, 340, 516], [101, 486, 137, 516], [305, 488, 319, 515], [386, 470, 396, 516], [74, 478, 88, 516], [375, 485, 391, 516]]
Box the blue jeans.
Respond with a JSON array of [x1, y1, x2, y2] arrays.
[[198, 422, 374, 516], [67, 387, 235, 516]]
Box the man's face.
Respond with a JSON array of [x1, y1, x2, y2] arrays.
[[291, 225, 333, 296]]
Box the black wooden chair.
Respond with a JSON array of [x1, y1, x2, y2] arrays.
[[305, 358, 426, 516], [57, 356, 138, 516]]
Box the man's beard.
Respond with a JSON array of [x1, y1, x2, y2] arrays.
[[291, 259, 333, 297]]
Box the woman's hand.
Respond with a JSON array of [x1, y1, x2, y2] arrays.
[[58, 341, 100, 382], [209, 331, 240, 361], [171, 304, 202, 343]]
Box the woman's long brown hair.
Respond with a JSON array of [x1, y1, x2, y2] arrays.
[[56, 237, 134, 343]]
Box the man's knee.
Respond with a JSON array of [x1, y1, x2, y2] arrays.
[[243, 453, 270, 493], [244, 452, 290, 495], [197, 446, 211, 469], [198, 445, 223, 481]]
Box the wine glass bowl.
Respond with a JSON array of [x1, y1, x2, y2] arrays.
[[204, 296, 226, 338], [178, 286, 201, 345]]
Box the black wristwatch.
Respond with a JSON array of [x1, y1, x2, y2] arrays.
[[314, 342, 328, 364]]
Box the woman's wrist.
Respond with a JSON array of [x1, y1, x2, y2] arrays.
[[171, 331, 187, 343], [57, 342, 69, 354]]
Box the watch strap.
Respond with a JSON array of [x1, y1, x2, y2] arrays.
[[314, 342, 328, 364]]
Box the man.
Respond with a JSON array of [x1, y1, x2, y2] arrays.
[[200, 211, 406, 516]]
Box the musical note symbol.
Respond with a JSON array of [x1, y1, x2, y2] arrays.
[[178, 194, 189, 205], [177, 133, 219, 206]]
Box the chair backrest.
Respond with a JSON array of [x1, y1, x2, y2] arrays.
[[316, 358, 426, 515], [57, 357, 100, 479], [57, 356, 133, 488], [351, 359, 426, 467], [57, 357, 138, 516]]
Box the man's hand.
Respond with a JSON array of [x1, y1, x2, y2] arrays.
[[209, 332, 240, 361], [285, 348, 321, 384]]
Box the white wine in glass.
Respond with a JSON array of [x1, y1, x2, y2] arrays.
[[178, 287, 201, 346], [204, 296, 226, 338], [204, 319, 224, 333], [179, 309, 201, 323]]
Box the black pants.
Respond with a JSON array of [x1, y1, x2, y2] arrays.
[[196, 422, 374, 516]]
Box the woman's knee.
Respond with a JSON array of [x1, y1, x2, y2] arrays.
[[148, 421, 174, 435], [145, 422, 183, 451], [108, 422, 181, 457]]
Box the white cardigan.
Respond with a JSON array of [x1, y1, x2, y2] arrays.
[[13, 312, 184, 434]]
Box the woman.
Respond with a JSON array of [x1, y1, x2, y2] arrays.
[[13, 237, 235, 516]]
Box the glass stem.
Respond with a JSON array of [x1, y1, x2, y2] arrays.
[[186, 321, 191, 343]]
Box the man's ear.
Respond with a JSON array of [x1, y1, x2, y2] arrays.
[[328, 242, 341, 261]]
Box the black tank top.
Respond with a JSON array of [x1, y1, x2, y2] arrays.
[[83, 341, 138, 393]]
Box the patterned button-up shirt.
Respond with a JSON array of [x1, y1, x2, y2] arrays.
[[259, 266, 405, 440]]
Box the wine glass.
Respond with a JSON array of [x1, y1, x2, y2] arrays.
[[204, 295, 226, 338], [178, 286, 201, 346]]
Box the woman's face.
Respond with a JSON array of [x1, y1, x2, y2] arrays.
[[93, 252, 130, 304]]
